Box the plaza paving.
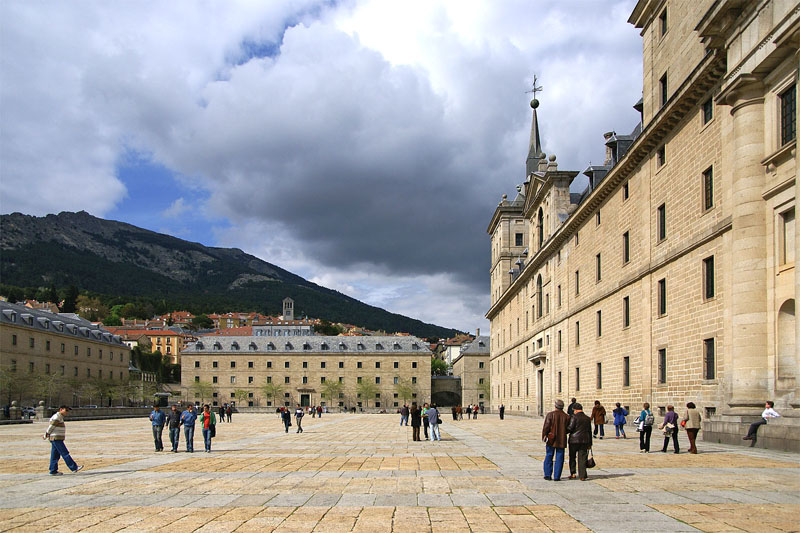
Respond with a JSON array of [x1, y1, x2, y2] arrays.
[[0, 413, 798, 532]]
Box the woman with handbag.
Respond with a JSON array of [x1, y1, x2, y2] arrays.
[[612, 403, 628, 439], [200, 404, 216, 453], [681, 402, 702, 454], [639, 402, 654, 453], [659, 405, 679, 453]]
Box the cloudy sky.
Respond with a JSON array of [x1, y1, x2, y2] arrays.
[[0, 0, 643, 332]]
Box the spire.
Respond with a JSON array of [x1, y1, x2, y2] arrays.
[[526, 98, 544, 176]]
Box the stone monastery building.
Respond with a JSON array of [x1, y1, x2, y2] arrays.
[[487, 0, 798, 420]]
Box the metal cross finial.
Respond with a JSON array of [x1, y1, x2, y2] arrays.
[[526, 74, 543, 98]]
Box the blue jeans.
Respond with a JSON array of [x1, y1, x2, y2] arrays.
[[400, 415, 408, 426], [49, 439, 78, 474], [169, 427, 180, 450], [615, 424, 627, 437], [152, 425, 164, 450], [202, 428, 212, 451], [543, 445, 565, 480], [593, 424, 604, 437], [184, 425, 195, 452], [429, 423, 441, 441]]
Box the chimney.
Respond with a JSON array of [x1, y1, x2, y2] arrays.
[[603, 131, 615, 166], [476, 328, 480, 337]]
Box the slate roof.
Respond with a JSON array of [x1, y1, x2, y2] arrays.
[[183, 335, 431, 355], [0, 301, 126, 347], [460, 336, 490, 355]]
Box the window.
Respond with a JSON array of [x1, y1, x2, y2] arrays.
[[74, 367, 78, 376], [658, 348, 667, 384], [285, 361, 290, 368], [194, 361, 200, 368], [212, 376, 218, 383], [375, 377, 381, 384], [557, 285, 562, 307], [248, 376, 254, 383], [412, 362, 418, 369], [60, 365, 65, 376], [213, 361, 218, 368], [780, 84, 796, 145], [479, 362, 484, 369], [623, 181, 629, 200], [357, 361, 363, 369], [703, 338, 716, 380], [702, 167, 714, 211], [230, 376, 236, 384], [60, 343, 65, 353], [515, 233, 523, 246], [623, 356, 630, 387], [320, 361, 326, 369], [267, 376, 272, 384], [11, 334, 16, 346], [29, 337, 34, 348], [285, 376, 290, 384], [657, 145, 666, 167], [412, 377, 417, 384], [657, 203, 666, 241], [230, 361, 236, 368], [267, 361, 272, 368], [780, 208, 795, 265], [595, 211, 601, 226], [557, 330, 562, 352], [86, 347, 90, 356], [248, 361, 254, 368], [703, 256, 715, 299], [479, 378, 484, 385], [393, 361, 399, 369], [393, 376, 398, 385], [659, 73, 667, 107], [596, 362, 602, 389], [596, 253, 601, 281], [596, 310, 602, 337], [702, 98, 713, 124], [46, 340, 50, 351], [557, 371, 562, 393], [375, 361, 381, 369], [575, 232, 579, 246], [659, 8, 667, 36], [575, 270, 580, 295], [623, 232, 630, 264], [575, 367, 581, 391], [575, 321, 580, 346], [302, 376, 308, 384], [658, 278, 667, 316], [74, 346, 78, 355], [357, 376, 363, 384], [623, 296, 630, 328]]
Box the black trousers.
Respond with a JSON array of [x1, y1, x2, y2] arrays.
[[412, 426, 420, 441], [568, 443, 591, 479], [662, 431, 679, 452], [746, 418, 767, 438], [639, 425, 652, 451]]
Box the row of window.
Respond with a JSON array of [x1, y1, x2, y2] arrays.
[[9, 335, 124, 361], [194, 360, 419, 370], [197, 340, 419, 351], [7, 359, 126, 379], [196, 375, 419, 386]]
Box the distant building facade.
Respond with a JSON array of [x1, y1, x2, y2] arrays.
[[487, 0, 798, 419], [451, 336, 490, 408], [181, 336, 432, 409]]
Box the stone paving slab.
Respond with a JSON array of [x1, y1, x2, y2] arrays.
[[1, 413, 798, 531]]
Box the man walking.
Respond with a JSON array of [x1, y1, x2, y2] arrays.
[[542, 399, 569, 481], [180, 404, 197, 453], [295, 405, 304, 433], [281, 407, 292, 433], [499, 404, 505, 420], [226, 404, 232, 423], [400, 404, 409, 426], [219, 404, 226, 423], [428, 404, 441, 441], [567, 403, 593, 480], [166, 404, 181, 452], [567, 398, 578, 417], [43, 406, 83, 475], [149, 405, 166, 451]]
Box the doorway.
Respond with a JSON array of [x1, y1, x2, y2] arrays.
[[301, 394, 310, 407], [537, 369, 544, 416]]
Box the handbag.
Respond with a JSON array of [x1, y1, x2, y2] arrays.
[[210, 424, 216, 438], [586, 449, 596, 469], [680, 420, 686, 428]]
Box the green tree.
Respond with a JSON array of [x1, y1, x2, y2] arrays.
[[356, 380, 379, 409], [192, 314, 213, 329], [320, 379, 343, 405], [261, 381, 284, 406], [103, 315, 122, 326], [431, 356, 449, 376], [60, 285, 79, 313], [45, 283, 59, 304], [32, 371, 67, 407], [478, 381, 491, 403], [189, 380, 214, 405], [234, 388, 249, 406], [394, 378, 417, 403], [313, 320, 342, 336]]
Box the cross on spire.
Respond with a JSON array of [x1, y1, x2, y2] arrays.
[[526, 74, 543, 99]]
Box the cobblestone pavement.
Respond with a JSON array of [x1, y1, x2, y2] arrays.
[[1, 413, 798, 532]]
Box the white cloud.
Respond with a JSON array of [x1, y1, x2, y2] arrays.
[[162, 197, 189, 219]]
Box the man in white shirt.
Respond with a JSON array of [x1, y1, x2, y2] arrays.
[[743, 401, 780, 441]]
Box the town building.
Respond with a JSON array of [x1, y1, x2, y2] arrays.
[[0, 301, 131, 403], [104, 328, 186, 364], [451, 336, 490, 408], [252, 318, 315, 337], [180, 335, 432, 409], [441, 333, 477, 367], [487, 0, 798, 424]]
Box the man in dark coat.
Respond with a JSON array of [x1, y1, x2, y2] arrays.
[[567, 398, 578, 417], [410, 403, 422, 441], [567, 403, 593, 480], [499, 404, 505, 420], [541, 399, 570, 481]]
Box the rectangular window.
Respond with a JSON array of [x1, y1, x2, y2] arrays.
[[375, 377, 381, 384], [194, 361, 200, 368], [357, 361, 362, 369], [230, 376, 236, 384], [412, 362, 418, 369], [375, 361, 381, 369], [596, 253, 601, 281], [658, 278, 667, 316], [780, 208, 796, 265], [230, 361, 236, 368], [575, 321, 580, 346], [412, 376, 417, 384], [657, 203, 666, 241], [339, 361, 344, 368], [703, 256, 715, 299], [302, 361, 308, 369], [11, 334, 16, 346], [285, 361, 290, 368], [623, 356, 630, 387], [575, 367, 581, 391], [60, 343, 65, 353], [557, 285, 562, 307], [575, 270, 580, 295], [60, 365, 65, 376], [660, 73, 668, 107], [659, 8, 667, 36], [267, 361, 272, 368], [212, 376, 218, 383], [702, 98, 713, 124], [557, 330, 562, 352], [596, 310, 602, 337], [780, 84, 796, 145], [393, 361, 399, 369], [658, 348, 667, 384], [357, 377, 362, 384], [267, 376, 272, 383], [29, 337, 34, 348], [46, 340, 50, 351], [515, 233, 523, 246], [623, 296, 630, 328], [248, 376, 254, 383], [703, 338, 716, 380], [285, 376, 290, 384], [657, 145, 666, 167], [248, 361, 254, 368], [74, 367, 78, 376], [557, 371, 562, 393], [596, 211, 601, 226], [623, 232, 630, 264], [596, 362, 602, 390], [479, 361, 485, 369], [86, 347, 90, 357], [703, 167, 714, 210], [213, 361, 218, 368], [302, 376, 308, 384], [575, 232, 579, 246]]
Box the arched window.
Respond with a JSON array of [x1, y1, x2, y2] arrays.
[[537, 275, 543, 318]]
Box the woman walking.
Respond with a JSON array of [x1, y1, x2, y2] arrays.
[[281, 407, 291, 433], [682, 402, 702, 454], [639, 402, 654, 453], [591, 400, 606, 439], [200, 404, 216, 452], [659, 405, 679, 453], [612, 403, 628, 439]]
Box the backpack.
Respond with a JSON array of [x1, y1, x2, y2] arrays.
[[644, 411, 655, 426]]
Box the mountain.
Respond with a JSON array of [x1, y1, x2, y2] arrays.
[[0, 211, 460, 338]]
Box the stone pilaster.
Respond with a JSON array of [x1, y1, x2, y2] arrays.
[[725, 78, 768, 411], [795, 48, 800, 409]]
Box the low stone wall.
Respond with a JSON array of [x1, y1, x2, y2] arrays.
[[36, 406, 152, 422], [702, 416, 800, 453]]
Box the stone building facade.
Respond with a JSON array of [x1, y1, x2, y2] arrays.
[[451, 336, 490, 408], [181, 336, 432, 409], [487, 0, 798, 419], [0, 301, 131, 403]]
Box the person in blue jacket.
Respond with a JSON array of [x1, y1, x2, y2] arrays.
[[180, 404, 197, 452], [149, 405, 166, 451], [612, 403, 628, 439]]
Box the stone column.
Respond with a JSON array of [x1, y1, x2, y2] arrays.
[[795, 48, 800, 409], [725, 78, 768, 411]]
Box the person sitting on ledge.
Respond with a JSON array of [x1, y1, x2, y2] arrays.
[[743, 401, 780, 442]]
